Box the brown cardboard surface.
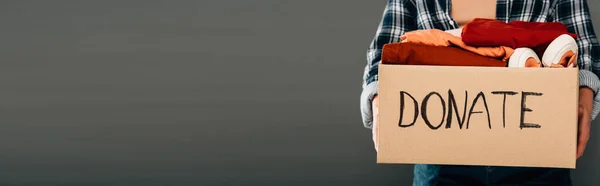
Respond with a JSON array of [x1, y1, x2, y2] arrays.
[[377, 64, 579, 168]]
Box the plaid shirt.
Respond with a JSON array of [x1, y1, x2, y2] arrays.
[[360, 0, 600, 129]]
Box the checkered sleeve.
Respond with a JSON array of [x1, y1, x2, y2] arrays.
[[553, 0, 600, 121], [360, 0, 417, 129]]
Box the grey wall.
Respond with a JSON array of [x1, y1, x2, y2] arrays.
[[0, 0, 598, 185]]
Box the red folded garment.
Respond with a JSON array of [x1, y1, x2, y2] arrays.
[[381, 42, 507, 67], [461, 18, 578, 48]]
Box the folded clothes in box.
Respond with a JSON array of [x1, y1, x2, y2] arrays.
[[384, 18, 579, 68]]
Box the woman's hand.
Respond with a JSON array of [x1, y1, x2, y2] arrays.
[[372, 95, 379, 152], [577, 87, 593, 159]]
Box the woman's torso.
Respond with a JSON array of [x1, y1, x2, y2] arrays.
[[416, 0, 557, 31]]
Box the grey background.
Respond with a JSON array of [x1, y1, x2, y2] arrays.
[[1, 0, 599, 185]]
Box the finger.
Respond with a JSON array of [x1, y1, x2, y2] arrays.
[[558, 50, 576, 67], [372, 96, 379, 152], [373, 109, 378, 138], [568, 53, 578, 68], [577, 107, 591, 158], [373, 114, 379, 152]]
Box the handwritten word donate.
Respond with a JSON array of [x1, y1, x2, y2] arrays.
[[397, 90, 543, 130]]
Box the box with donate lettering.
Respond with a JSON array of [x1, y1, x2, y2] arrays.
[[375, 42, 579, 168]]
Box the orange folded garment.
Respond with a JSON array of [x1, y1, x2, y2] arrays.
[[381, 42, 507, 67], [399, 29, 514, 62]]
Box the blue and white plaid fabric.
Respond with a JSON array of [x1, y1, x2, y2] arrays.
[[361, 0, 600, 129]]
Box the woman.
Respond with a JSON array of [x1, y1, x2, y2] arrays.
[[360, 0, 599, 185]]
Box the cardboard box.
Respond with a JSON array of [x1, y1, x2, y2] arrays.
[[376, 64, 579, 168]]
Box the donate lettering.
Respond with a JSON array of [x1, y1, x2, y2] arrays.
[[397, 90, 543, 130]]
